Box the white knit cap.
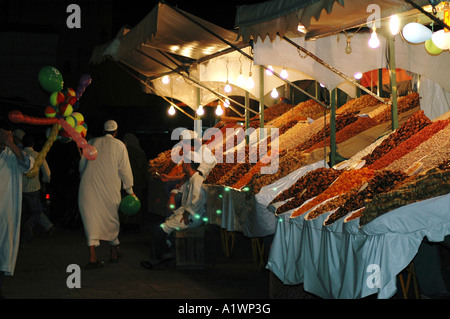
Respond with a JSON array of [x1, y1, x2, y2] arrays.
[[104, 120, 118, 131]]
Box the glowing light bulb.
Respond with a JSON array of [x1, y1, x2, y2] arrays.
[[237, 73, 245, 87], [280, 68, 288, 79], [265, 65, 274, 76], [162, 75, 170, 84], [215, 104, 223, 116], [246, 73, 255, 89], [196, 105, 204, 116], [354, 72, 363, 80], [271, 88, 279, 98], [224, 82, 232, 93], [368, 27, 380, 49], [389, 15, 400, 36], [224, 99, 230, 108], [168, 105, 175, 116]]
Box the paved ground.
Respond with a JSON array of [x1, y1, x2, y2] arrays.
[[2, 212, 271, 300]]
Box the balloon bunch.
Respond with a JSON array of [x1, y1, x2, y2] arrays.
[[401, 22, 450, 55], [8, 66, 97, 169]]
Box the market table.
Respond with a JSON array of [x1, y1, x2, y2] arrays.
[[266, 192, 450, 299]]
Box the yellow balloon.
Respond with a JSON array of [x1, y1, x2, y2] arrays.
[[26, 124, 60, 178]]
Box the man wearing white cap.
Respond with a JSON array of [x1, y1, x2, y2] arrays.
[[78, 120, 134, 269], [141, 151, 206, 269]]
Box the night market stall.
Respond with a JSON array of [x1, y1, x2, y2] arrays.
[[92, 0, 450, 298]]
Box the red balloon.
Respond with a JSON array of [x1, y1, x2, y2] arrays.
[[8, 110, 24, 123], [83, 144, 97, 160]]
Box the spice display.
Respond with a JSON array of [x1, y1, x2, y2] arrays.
[[148, 149, 177, 175], [271, 168, 343, 214], [250, 101, 293, 123], [306, 116, 378, 153], [291, 168, 375, 218], [269, 99, 325, 128], [306, 187, 358, 220], [360, 166, 450, 226], [295, 112, 358, 153], [344, 208, 365, 223], [323, 170, 408, 225], [369, 93, 420, 124], [369, 119, 450, 170], [386, 124, 450, 172], [246, 149, 307, 194], [362, 110, 432, 166], [336, 95, 383, 115]]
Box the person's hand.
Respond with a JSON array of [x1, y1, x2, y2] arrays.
[[160, 173, 169, 182], [181, 210, 190, 225]]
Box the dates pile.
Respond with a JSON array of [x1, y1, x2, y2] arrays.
[[306, 187, 358, 220], [362, 110, 432, 166], [323, 170, 408, 226], [291, 167, 375, 218], [271, 168, 342, 214], [369, 119, 450, 170], [360, 165, 450, 226], [295, 112, 358, 152], [250, 101, 293, 123], [270, 99, 325, 127], [337, 94, 383, 115], [306, 116, 378, 153], [371, 93, 420, 124], [148, 150, 176, 175]]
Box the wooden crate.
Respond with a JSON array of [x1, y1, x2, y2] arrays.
[[175, 225, 205, 269]]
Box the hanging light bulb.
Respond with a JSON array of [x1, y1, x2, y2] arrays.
[[162, 75, 170, 84], [345, 38, 352, 54], [368, 26, 380, 49], [196, 105, 204, 116], [389, 15, 400, 36], [224, 82, 232, 93], [237, 72, 245, 87], [280, 68, 288, 79], [215, 104, 223, 116], [224, 99, 230, 108], [168, 105, 175, 116], [354, 72, 363, 80], [246, 72, 255, 89], [265, 65, 274, 76], [271, 88, 279, 98]]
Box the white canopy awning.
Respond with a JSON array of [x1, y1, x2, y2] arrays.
[[235, 0, 430, 42], [90, 1, 250, 111]]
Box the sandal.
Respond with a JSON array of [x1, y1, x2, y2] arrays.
[[85, 260, 104, 269], [109, 248, 123, 263]]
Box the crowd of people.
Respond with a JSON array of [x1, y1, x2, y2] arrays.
[[0, 116, 215, 298]]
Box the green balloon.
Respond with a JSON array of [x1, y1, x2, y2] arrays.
[[38, 66, 64, 92], [425, 39, 443, 56], [120, 195, 141, 215]]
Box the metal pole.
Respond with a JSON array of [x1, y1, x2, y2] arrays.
[[330, 89, 337, 167], [259, 65, 265, 131], [388, 37, 399, 131], [245, 90, 250, 145]]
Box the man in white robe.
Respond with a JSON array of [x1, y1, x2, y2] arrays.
[[78, 120, 134, 269], [0, 118, 33, 298]]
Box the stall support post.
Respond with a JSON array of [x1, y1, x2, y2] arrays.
[[259, 65, 265, 137], [388, 37, 399, 131], [245, 90, 250, 145], [330, 88, 337, 167], [378, 68, 383, 97], [195, 87, 202, 136]]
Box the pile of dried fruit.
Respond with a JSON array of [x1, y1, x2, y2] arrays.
[[362, 110, 432, 166], [250, 101, 294, 123], [337, 95, 383, 115], [305, 116, 378, 153], [291, 167, 375, 218], [370, 93, 420, 124], [148, 149, 177, 175], [269, 99, 325, 127], [323, 170, 408, 225], [306, 187, 358, 220], [360, 164, 450, 226], [369, 119, 450, 170], [386, 124, 450, 172], [271, 168, 343, 214]]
